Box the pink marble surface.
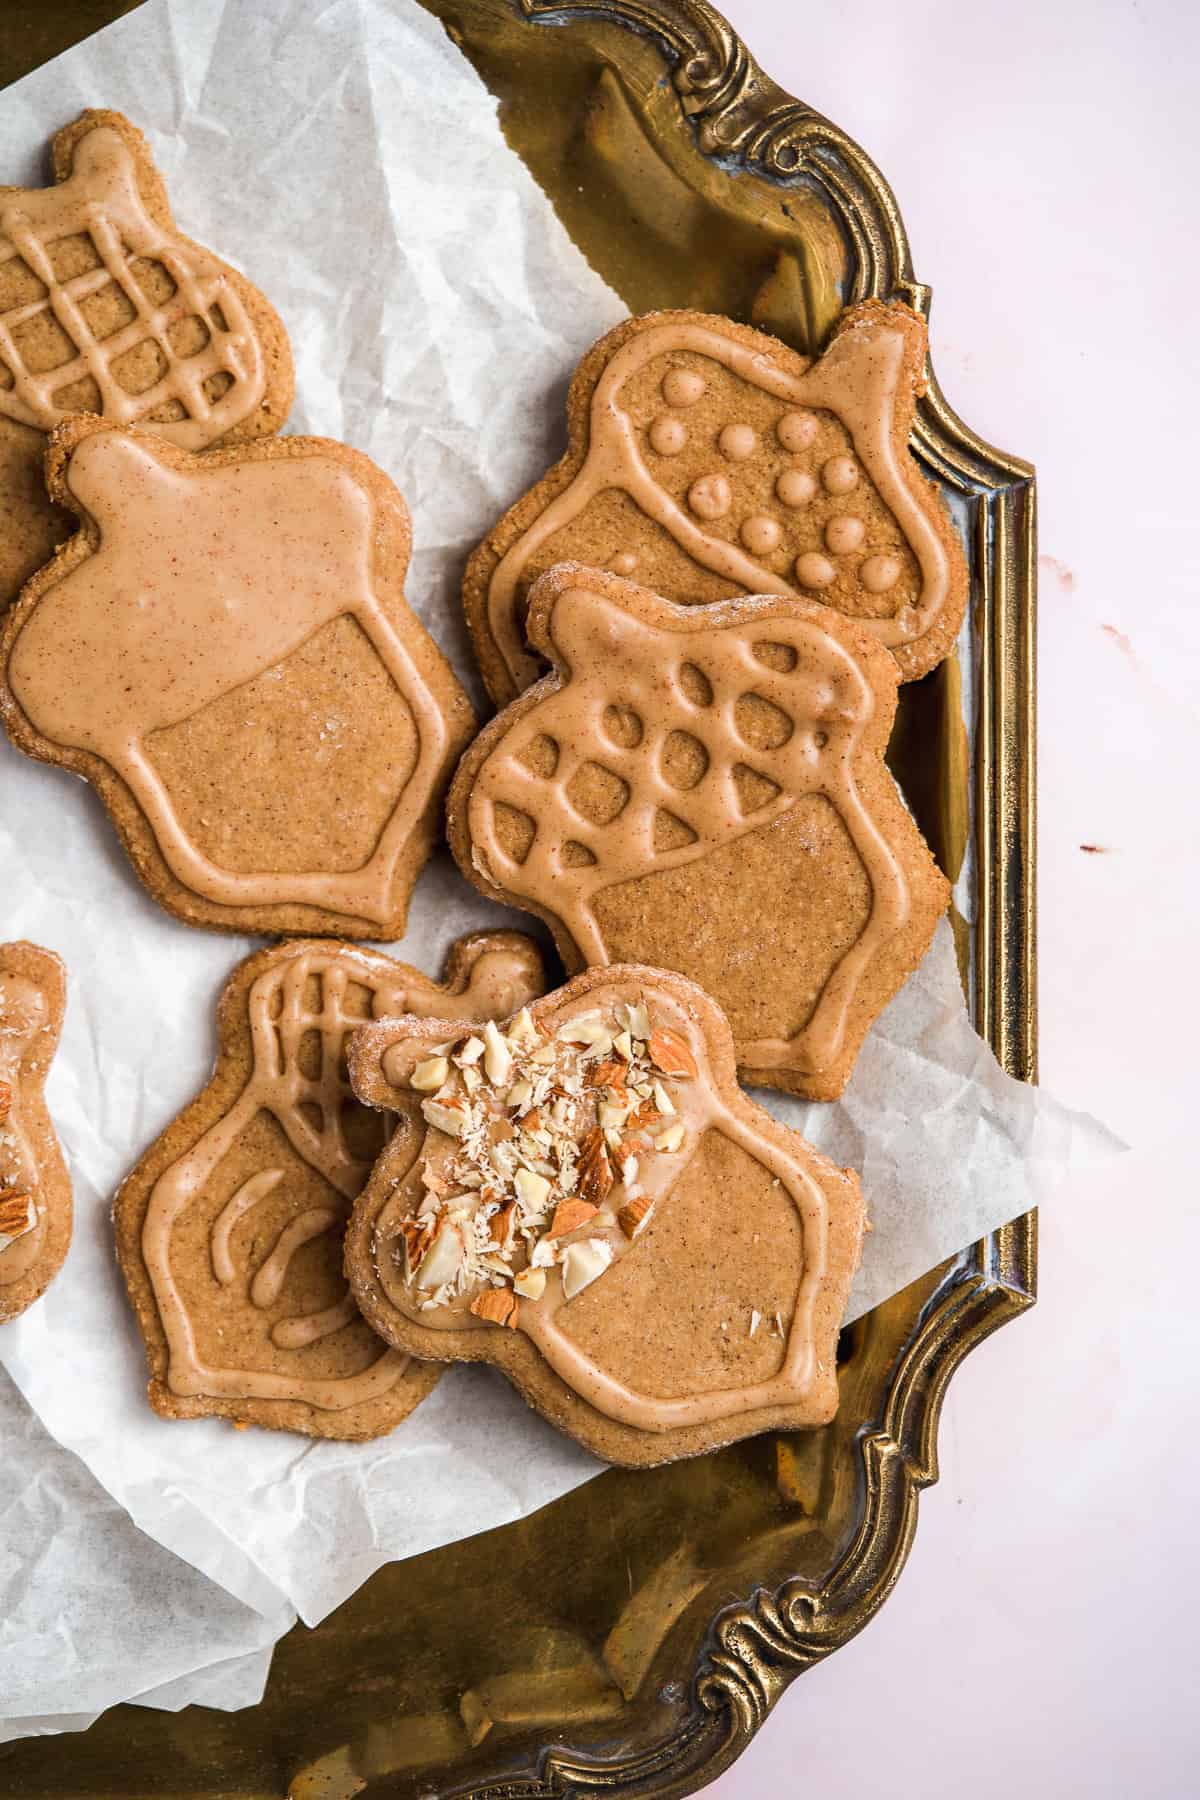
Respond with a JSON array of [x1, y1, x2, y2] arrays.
[[705, 2, 1197, 1794]]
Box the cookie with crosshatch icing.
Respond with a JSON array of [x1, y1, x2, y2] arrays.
[[113, 931, 546, 1438], [0, 417, 477, 936], [448, 563, 950, 1101], [343, 964, 865, 1467], [0, 108, 292, 609], [0, 941, 71, 1323], [464, 300, 966, 703]]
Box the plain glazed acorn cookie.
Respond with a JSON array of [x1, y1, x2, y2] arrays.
[[344, 965, 865, 1467], [447, 563, 950, 1101], [0, 108, 293, 608], [0, 418, 477, 937], [113, 932, 546, 1439], [463, 301, 966, 703], [0, 941, 71, 1323]]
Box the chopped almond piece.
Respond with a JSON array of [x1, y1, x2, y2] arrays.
[[469, 1287, 519, 1328], [585, 1058, 627, 1092], [513, 1266, 547, 1300], [576, 1128, 614, 1206], [0, 1190, 32, 1237], [618, 1195, 653, 1238], [0, 1080, 11, 1123], [410, 1054, 450, 1092], [626, 1100, 663, 1132], [489, 1200, 517, 1252], [399, 1216, 435, 1277], [647, 1028, 698, 1080], [546, 1196, 599, 1238]]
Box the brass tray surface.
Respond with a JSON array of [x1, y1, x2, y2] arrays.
[[0, 2, 1037, 1794]]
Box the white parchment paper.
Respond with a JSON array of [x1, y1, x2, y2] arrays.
[[0, 0, 1117, 1736]]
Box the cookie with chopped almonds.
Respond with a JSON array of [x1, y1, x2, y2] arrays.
[[344, 964, 865, 1467], [113, 931, 546, 1439], [0, 941, 70, 1322]]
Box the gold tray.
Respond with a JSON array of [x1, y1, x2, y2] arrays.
[[0, 3, 1037, 1794]]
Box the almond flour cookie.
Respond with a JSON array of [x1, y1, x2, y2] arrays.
[[0, 941, 70, 1323], [0, 108, 293, 609], [0, 418, 476, 937], [464, 301, 966, 703], [449, 564, 950, 1102], [344, 965, 865, 1467], [114, 932, 546, 1439]]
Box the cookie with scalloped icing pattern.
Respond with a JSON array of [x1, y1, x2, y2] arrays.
[[0, 418, 476, 937], [447, 562, 950, 1101], [464, 301, 966, 703], [344, 963, 865, 1467], [113, 932, 546, 1439], [0, 108, 293, 609], [0, 941, 71, 1323]]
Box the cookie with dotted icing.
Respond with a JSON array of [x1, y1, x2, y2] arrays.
[[343, 963, 865, 1467], [0, 941, 71, 1324], [0, 108, 293, 612], [113, 931, 547, 1439], [447, 563, 950, 1101], [463, 301, 966, 703], [0, 417, 477, 937]]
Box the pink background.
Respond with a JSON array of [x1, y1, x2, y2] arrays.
[[706, 2, 1197, 1795]]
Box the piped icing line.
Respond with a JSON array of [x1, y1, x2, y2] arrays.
[[360, 977, 834, 1434], [466, 576, 910, 1078], [6, 428, 451, 925], [485, 311, 951, 693], [136, 937, 546, 1413], [0, 126, 266, 446]]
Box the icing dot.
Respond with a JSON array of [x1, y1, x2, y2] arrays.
[[860, 553, 902, 593], [740, 514, 782, 556], [649, 416, 687, 455], [795, 552, 836, 589], [825, 515, 865, 554], [822, 455, 859, 495], [662, 368, 705, 407], [776, 469, 816, 508], [718, 423, 757, 461], [608, 551, 639, 576], [688, 473, 732, 520], [777, 411, 819, 451]]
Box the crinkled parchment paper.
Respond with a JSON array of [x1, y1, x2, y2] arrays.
[[0, 0, 1117, 1736]]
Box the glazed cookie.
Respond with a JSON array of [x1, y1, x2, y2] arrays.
[[464, 301, 966, 703], [0, 942, 70, 1323], [344, 965, 865, 1467], [114, 932, 546, 1438], [0, 108, 293, 608], [449, 564, 950, 1102], [0, 419, 477, 937]]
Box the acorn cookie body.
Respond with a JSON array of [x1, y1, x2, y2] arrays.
[[114, 932, 546, 1439], [0, 421, 477, 936], [464, 302, 967, 703], [448, 564, 949, 1101], [345, 965, 866, 1467], [0, 941, 71, 1322], [0, 108, 293, 607]]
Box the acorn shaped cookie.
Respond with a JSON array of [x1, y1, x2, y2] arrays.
[[114, 932, 546, 1438], [448, 564, 950, 1101], [0, 941, 71, 1322], [0, 419, 477, 936], [344, 965, 866, 1467], [0, 108, 293, 606], [464, 301, 967, 703]]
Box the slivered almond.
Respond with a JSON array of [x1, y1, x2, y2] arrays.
[[469, 1287, 519, 1328], [0, 1190, 32, 1237], [647, 1028, 697, 1080], [576, 1128, 614, 1207], [546, 1197, 598, 1238], [618, 1195, 654, 1238]]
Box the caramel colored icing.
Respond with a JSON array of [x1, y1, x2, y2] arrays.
[[466, 576, 909, 1078], [8, 429, 450, 925], [486, 311, 951, 694], [0, 972, 50, 1285], [0, 126, 266, 446], [363, 974, 840, 1434], [139, 938, 545, 1412]]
